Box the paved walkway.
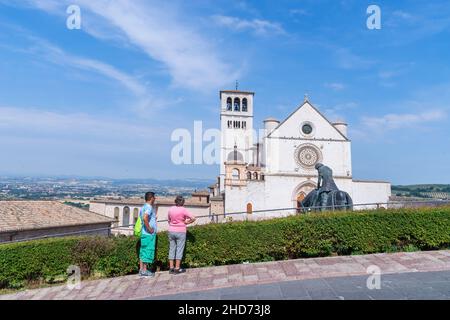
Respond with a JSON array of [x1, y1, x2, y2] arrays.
[[151, 271, 450, 300], [1, 250, 449, 300]]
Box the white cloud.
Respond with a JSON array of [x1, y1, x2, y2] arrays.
[[40, 43, 147, 96], [19, 36, 173, 113], [5, 0, 240, 92], [361, 110, 446, 130], [8, 25, 193, 115], [382, 4, 450, 45], [74, 58, 146, 94], [76, 0, 239, 91], [334, 48, 375, 70], [0, 14, 154, 105], [377, 63, 414, 81], [289, 9, 308, 16], [212, 14, 285, 35], [6, 0, 61, 13], [324, 82, 346, 91], [351, 82, 450, 141], [392, 10, 415, 21], [0, 105, 171, 177], [0, 106, 161, 144], [378, 71, 398, 80], [323, 102, 357, 122]]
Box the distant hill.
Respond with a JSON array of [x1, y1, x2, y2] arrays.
[[392, 184, 450, 200], [0, 176, 215, 201], [109, 178, 214, 189], [0, 176, 214, 189]]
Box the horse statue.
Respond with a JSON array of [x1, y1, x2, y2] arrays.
[[298, 163, 353, 212]]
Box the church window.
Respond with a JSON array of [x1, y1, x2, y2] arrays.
[[295, 144, 322, 168], [114, 207, 119, 227], [246, 203, 253, 214], [133, 208, 139, 223], [247, 172, 252, 180], [227, 121, 232, 129], [232, 169, 240, 180], [253, 172, 258, 179], [301, 123, 313, 135], [234, 98, 240, 111], [242, 98, 248, 112], [226, 97, 232, 111], [242, 121, 246, 129], [123, 206, 130, 226], [260, 173, 265, 181]]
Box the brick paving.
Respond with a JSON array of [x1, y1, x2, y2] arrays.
[[1, 250, 449, 300]]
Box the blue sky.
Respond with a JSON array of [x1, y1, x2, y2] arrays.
[[0, 0, 449, 184]]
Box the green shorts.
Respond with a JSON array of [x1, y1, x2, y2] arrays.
[[139, 233, 156, 264]]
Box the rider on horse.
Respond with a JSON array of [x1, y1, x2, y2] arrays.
[[299, 163, 352, 212], [315, 163, 339, 210]]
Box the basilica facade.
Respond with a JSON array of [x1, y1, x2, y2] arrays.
[[217, 89, 391, 216]]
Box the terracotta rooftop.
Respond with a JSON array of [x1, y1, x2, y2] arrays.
[[0, 201, 114, 233]]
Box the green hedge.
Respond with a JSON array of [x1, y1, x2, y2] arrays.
[[1, 207, 450, 289]]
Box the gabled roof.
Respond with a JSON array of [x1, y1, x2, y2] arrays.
[[267, 100, 349, 141], [0, 201, 114, 233]]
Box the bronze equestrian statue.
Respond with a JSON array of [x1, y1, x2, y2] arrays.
[[299, 163, 353, 212]]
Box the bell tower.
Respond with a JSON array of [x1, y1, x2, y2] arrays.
[[219, 89, 254, 191]]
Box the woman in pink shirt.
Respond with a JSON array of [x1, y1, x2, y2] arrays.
[[168, 195, 196, 274]]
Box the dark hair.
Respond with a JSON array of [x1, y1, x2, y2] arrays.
[[175, 195, 185, 206], [145, 192, 155, 201]]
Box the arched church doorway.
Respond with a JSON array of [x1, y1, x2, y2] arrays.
[[292, 181, 316, 213], [296, 192, 306, 209]]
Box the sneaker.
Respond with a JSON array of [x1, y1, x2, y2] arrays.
[[169, 268, 176, 274], [140, 270, 155, 277], [174, 268, 186, 274]]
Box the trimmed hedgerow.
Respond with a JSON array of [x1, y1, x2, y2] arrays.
[[0, 237, 78, 289], [1, 207, 449, 289]]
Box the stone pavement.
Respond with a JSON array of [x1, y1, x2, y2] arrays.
[[151, 271, 450, 300], [1, 250, 449, 300]]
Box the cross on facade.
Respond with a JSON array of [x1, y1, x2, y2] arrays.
[[304, 93, 309, 102]]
